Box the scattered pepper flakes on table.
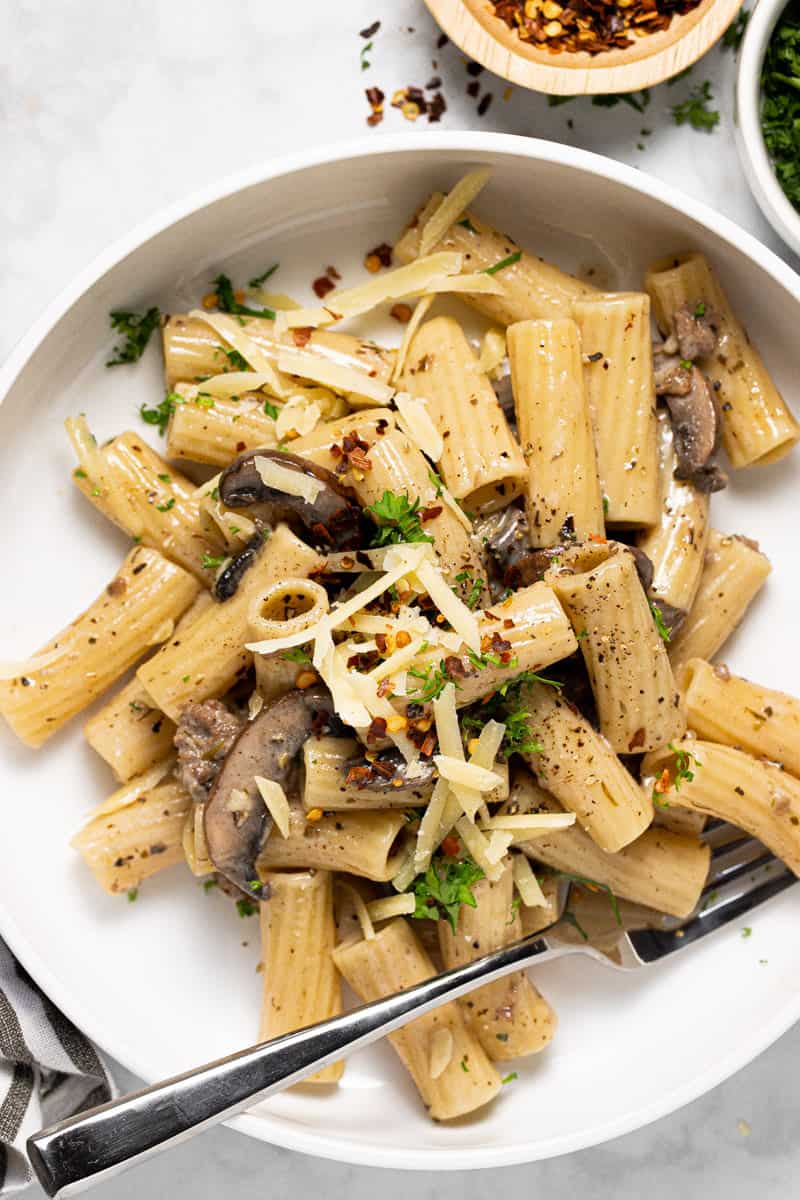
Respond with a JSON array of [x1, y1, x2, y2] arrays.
[[490, 0, 704, 54]]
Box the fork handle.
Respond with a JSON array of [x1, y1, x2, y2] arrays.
[[29, 933, 561, 1197]]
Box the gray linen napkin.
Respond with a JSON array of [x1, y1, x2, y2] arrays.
[[0, 937, 115, 1194]]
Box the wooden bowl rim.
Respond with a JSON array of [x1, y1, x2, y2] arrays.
[[424, 0, 743, 93]]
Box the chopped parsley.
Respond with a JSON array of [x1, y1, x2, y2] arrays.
[[649, 600, 671, 643], [156, 497, 176, 513], [562, 909, 589, 940], [360, 40, 373, 70], [457, 217, 478, 233], [263, 398, 280, 420], [669, 740, 699, 791], [202, 878, 218, 893], [482, 251, 521, 275], [410, 854, 485, 933], [592, 89, 650, 112], [220, 346, 251, 372], [367, 490, 434, 546], [157, 473, 171, 482], [427, 467, 445, 497], [211, 273, 276, 319], [140, 391, 184, 436], [454, 570, 483, 610], [127, 888, 138, 902], [671, 81, 720, 131], [74, 468, 88, 479], [248, 262, 279, 289], [742, 926, 753, 938], [602, 494, 609, 516], [761, 4, 800, 213], [201, 554, 226, 570], [501, 1072, 518, 1085], [408, 660, 454, 703], [558, 872, 622, 926], [106, 307, 161, 367], [461, 670, 560, 758], [236, 897, 259, 918], [280, 646, 312, 664], [195, 393, 215, 409], [722, 7, 750, 50]]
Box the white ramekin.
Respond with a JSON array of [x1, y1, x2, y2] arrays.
[[736, 0, 800, 257]]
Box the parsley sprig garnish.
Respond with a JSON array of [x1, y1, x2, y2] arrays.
[[722, 7, 750, 50], [367, 491, 434, 547], [408, 661, 454, 703], [649, 600, 671, 643], [107, 307, 161, 367], [410, 854, 484, 933], [651, 741, 700, 807], [483, 251, 521, 275], [140, 391, 184, 436], [761, 4, 800, 213], [248, 262, 279, 289]]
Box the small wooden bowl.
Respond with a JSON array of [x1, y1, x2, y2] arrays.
[[424, 0, 743, 94]]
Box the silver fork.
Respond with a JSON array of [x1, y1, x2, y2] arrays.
[[28, 830, 795, 1198]]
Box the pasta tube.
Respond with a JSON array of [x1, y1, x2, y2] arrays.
[[332, 918, 501, 1120], [399, 316, 526, 512], [162, 314, 395, 393], [438, 859, 556, 1061], [642, 740, 800, 875], [550, 543, 684, 753], [84, 592, 213, 782], [167, 393, 279, 466], [510, 770, 709, 918], [517, 681, 653, 851], [72, 776, 191, 894], [637, 411, 709, 620], [257, 807, 412, 881], [683, 658, 800, 779], [507, 318, 604, 546], [668, 530, 771, 677], [0, 547, 200, 747], [137, 525, 324, 722], [248, 577, 329, 703], [646, 252, 799, 468], [72, 431, 222, 581], [293, 413, 487, 593], [394, 196, 597, 325], [259, 870, 343, 1084], [572, 293, 659, 528]]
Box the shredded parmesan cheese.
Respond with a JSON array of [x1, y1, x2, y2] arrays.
[[274, 395, 321, 440], [147, 618, 176, 646], [394, 393, 443, 462], [277, 348, 394, 404], [414, 559, 481, 652], [76, 758, 175, 823], [66, 415, 134, 534], [254, 776, 291, 839], [439, 486, 473, 533], [337, 880, 375, 941], [480, 813, 576, 833], [366, 894, 416, 922], [418, 167, 493, 257], [434, 756, 503, 793], [195, 371, 282, 401], [254, 456, 323, 504], [421, 273, 504, 297], [368, 636, 426, 683], [512, 853, 549, 909], [411, 777, 451, 875], [189, 310, 287, 396], [392, 295, 434, 384], [429, 1028, 454, 1080], [479, 328, 507, 375], [455, 815, 505, 883]]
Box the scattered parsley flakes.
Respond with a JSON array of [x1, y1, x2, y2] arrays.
[[602, 494, 609, 516], [280, 646, 312, 664], [221, 346, 251, 372], [460, 1056, 470, 1073], [127, 888, 138, 902], [106, 307, 161, 367], [454, 570, 483, 610], [501, 1072, 518, 1085], [458, 217, 478, 233], [483, 251, 521, 275], [410, 854, 484, 933], [671, 81, 719, 131], [156, 497, 176, 513], [211, 273, 276, 319], [367, 490, 434, 546], [593, 89, 650, 112], [201, 554, 225, 570], [360, 40, 373, 70], [408, 661, 454, 703], [263, 398, 280, 420], [74, 468, 88, 479], [248, 262, 279, 289], [742, 926, 753, 938], [202, 878, 218, 893], [722, 7, 750, 50], [427, 467, 445, 497], [236, 898, 258, 918], [649, 600, 671, 643], [140, 390, 184, 436]]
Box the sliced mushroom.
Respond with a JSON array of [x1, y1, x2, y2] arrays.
[[653, 351, 693, 397], [213, 534, 264, 602], [219, 448, 363, 550], [480, 505, 561, 587], [649, 598, 686, 637], [625, 545, 654, 595], [204, 686, 334, 894], [673, 305, 719, 361], [664, 367, 723, 484]]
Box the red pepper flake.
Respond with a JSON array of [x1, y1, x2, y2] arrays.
[[428, 92, 447, 122], [436, 32, 449, 48], [477, 93, 493, 117], [443, 655, 468, 678], [367, 716, 388, 743], [466, 61, 484, 76], [348, 447, 372, 473], [360, 20, 380, 38], [503, 618, 514, 629], [420, 733, 437, 757], [420, 505, 443, 522], [441, 835, 461, 857], [490, 0, 694, 55], [236, 440, 246, 452], [376, 418, 389, 435], [346, 764, 373, 787], [628, 727, 646, 751], [365, 86, 385, 127], [327, 266, 341, 281], [292, 327, 314, 348], [377, 677, 395, 698], [311, 521, 333, 544], [390, 302, 413, 323], [365, 242, 393, 271], [329, 443, 343, 458], [466, 80, 480, 98], [313, 276, 335, 299], [375, 634, 388, 654], [426, 76, 442, 89], [588, 533, 608, 544]]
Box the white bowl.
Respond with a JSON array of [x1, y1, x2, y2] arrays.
[[736, 0, 800, 258], [1, 133, 800, 1171]]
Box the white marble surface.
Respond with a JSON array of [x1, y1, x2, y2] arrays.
[[2, 0, 799, 1195]]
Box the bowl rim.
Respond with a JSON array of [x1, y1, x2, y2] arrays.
[[2, 131, 800, 1170], [736, 0, 800, 258], [423, 0, 743, 94]]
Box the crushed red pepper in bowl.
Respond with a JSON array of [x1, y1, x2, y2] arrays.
[[491, 0, 705, 54]]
